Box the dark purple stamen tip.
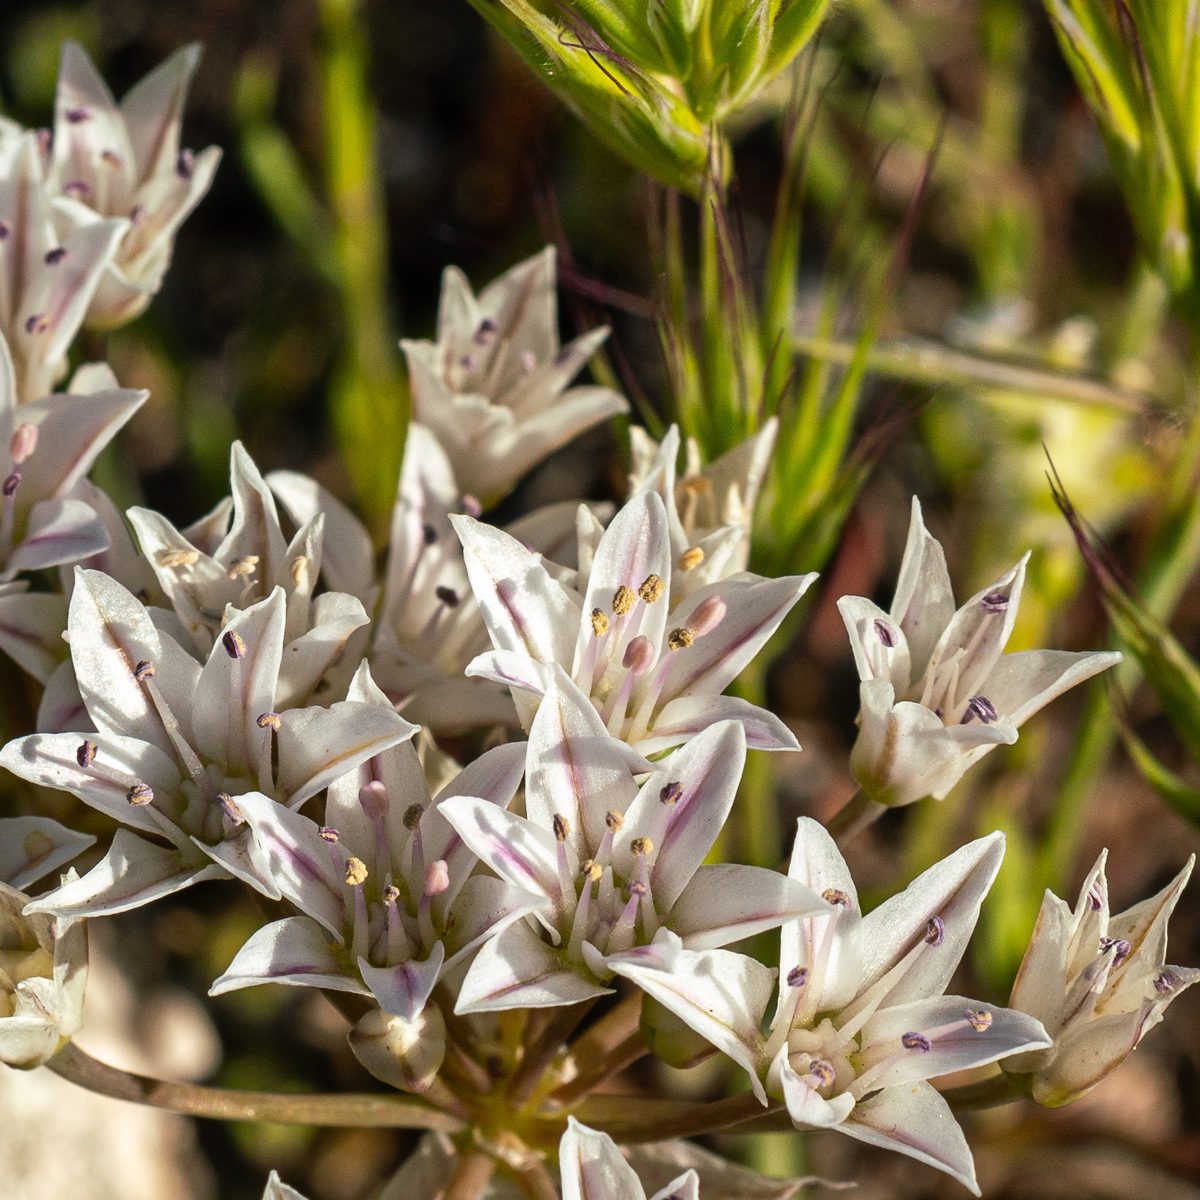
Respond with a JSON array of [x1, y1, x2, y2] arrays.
[[24, 313, 48, 334], [422, 523, 438, 545], [659, 781, 683, 806], [2, 472, 20, 498], [901, 1031, 932, 1052], [822, 887, 852, 909], [1087, 880, 1105, 912], [963, 695, 998, 724], [65, 106, 91, 123], [76, 741, 97, 768], [64, 179, 91, 198], [176, 148, 195, 178], [461, 495, 482, 518], [44, 247, 67, 266], [474, 317, 498, 344], [1154, 968, 1180, 995], [1100, 936, 1131, 965], [435, 585, 460, 608], [964, 1008, 993, 1032], [787, 966, 809, 989], [981, 590, 1009, 614], [133, 659, 155, 682], [222, 630, 247, 659], [874, 618, 897, 648], [925, 915, 945, 946], [0, 220, 9, 239]]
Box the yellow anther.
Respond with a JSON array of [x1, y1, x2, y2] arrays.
[[682, 476, 712, 495], [612, 585, 635, 616], [630, 836, 654, 857], [227, 555, 259, 581], [667, 627, 696, 651], [605, 810, 624, 831], [637, 574, 665, 604], [344, 857, 369, 886], [582, 860, 603, 883], [290, 555, 310, 588], [678, 546, 705, 572], [553, 814, 571, 842], [158, 548, 200, 569], [591, 608, 610, 637]]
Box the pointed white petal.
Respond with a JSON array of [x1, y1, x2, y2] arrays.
[[983, 648, 1122, 727], [5, 497, 109, 577], [778, 1052, 856, 1129], [560, 1117, 648, 1200], [210, 916, 365, 997], [0, 816, 94, 891], [442, 875, 550, 970], [359, 941, 445, 1021], [890, 497, 955, 679], [644, 693, 799, 754]]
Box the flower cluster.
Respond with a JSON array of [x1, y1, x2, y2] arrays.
[[0, 39, 1193, 1200]]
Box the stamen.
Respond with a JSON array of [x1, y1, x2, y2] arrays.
[[980, 590, 1009, 614], [638, 574, 665, 604], [222, 630, 247, 659], [424, 859, 450, 896], [157, 548, 200, 568], [127, 782, 154, 806], [590, 608, 609, 637], [290, 556, 310, 589], [963, 1008, 993, 1032], [63, 180, 91, 198], [925, 916, 945, 946], [422, 523, 438, 545], [76, 740, 97, 768], [612, 585, 635, 616], [358, 780, 388, 823], [474, 317, 498, 345], [806, 1059, 836, 1088], [622, 635, 655, 674], [1099, 936, 1131, 965], [177, 149, 195, 178], [553, 814, 571, 842], [630, 836, 653, 857], [44, 247, 67, 266], [9, 424, 38, 465], [961, 695, 998, 724], [2, 472, 20, 497], [822, 888, 852, 909], [403, 804, 424, 830], [1154, 968, 1180, 995], [218, 793, 246, 825], [678, 546, 705, 572], [320, 826, 340, 842], [100, 149, 123, 169], [24, 314, 49, 335], [605, 810, 624, 832], [382, 884, 400, 905], [0, 220, 8, 238], [901, 1032, 932, 1053], [256, 711, 281, 730], [133, 660, 156, 682], [345, 857, 369, 886], [1087, 878, 1105, 912], [659, 781, 683, 806], [874, 619, 897, 648], [227, 555, 258, 581], [65, 106, 91, 123], [435, 585, 460, 607], [461, 495, 482, 518], [787, 966, 809, 989], [667, 627, 695, 651]]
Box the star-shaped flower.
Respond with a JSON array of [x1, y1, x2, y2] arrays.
[[837, 497, 1121, 806], [456, 489, 814, 756], [440, 686, 823, 1013], [47, 42, 221, 330], [1, 570, 416, 917], [1004, 850, 1198, 1106], [610, 819, 1050, 1194], [402, 247, 628, 504], [210, 660, 540, 1026]]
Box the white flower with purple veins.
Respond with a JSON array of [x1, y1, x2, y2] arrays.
[[838, 497, 1121, 806], [210, 662, 541, 1024], [440, 694, 824, 1013], [402, 247, 628, 504], [559, 1118, 699, 1200], [610, 820, 1051, 1194], [0, 570, 416, 918], [0, 332, 146, 580], [1005, 851, 1198, 1107], [629, 420, 777, 597], [47, 43, 221, 330], [0, 134, 128, 403], [456, 490, 814, 756], [127, 441, 370, 709]]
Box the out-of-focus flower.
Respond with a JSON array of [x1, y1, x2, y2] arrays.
[[837, 497, 1120, 806], [611, 820, 1050, 1194], [0, 136, 127, 403], [128, 441, 369, 708], [402, 248, 627, 504], [457, 490, 814, 755], [348, 1002, 447, 1094], [1, 571, 415, 917], [211, 661, 535, 1029], [0, 333, 146, 581], [0, 876, 87, 1068], [1004, 851, 1198, 1106], [629, 421, 777, 597], [0, 816, 93, 892], [442, 702, 823, 1013], [47, 43, 220, 330], [261, 1173, 307, 1200]]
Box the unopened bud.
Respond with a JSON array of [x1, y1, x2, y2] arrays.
[[8, 423, 38, 466], [622, 635, 656, 674], [349, 1004, 446, 1094]]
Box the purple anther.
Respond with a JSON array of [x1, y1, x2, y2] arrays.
[[659, 781, 683, 806], [787, 965, 809, 989], [133, 660, 156, 682], [874, 618, 897, 648], [962, 695, 998, 724], [474, 317, 498, 345], [901, 1031, 932, 1052], [65, 106, 91, 123], [222, 630, 247, 659], [76, 741, 98, 768], [2, 472, 20, 498], [319, 826, 340, 843], [422, 523, 438, 545], [963, 1008, 993, 1032], [0, 220, 9, 239], [1099, 936, 1131, 965], [925, 915, 945, 946], [24, 314, 48, 334], [126, 782, 154, 806], [822, 887, 852, 909], [63, 180, 91, 198], [435, 585, 460, 608], [176, 148, 195, 178], [44, 247, 66, 266], [461, 495, 482, 518], [1154, 969, 1180, 995]]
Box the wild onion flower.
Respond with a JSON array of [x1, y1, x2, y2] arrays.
[[441, 693, 824, 1012], [1004, 850, 1198, 1106], [610, 820, 1050, 1194], [0, 333, 146, 581], [456, 489, 814, 755], [0, 816, 93, 892], [0, 135, 127, 403], [1, 571, 415, 917], [211, 661, 537, 1026], [559, 1117, 699, 1200], [628, 420, 777, 597], [47, 43, 221, 329], [838, 497, 1121, 805], [401, 247, 628, 504]]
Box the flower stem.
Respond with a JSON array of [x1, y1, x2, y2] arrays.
[[571, 1090, 772, 1141], [824, 788, 886, 844], [444, 1147, 497, 1200], [547, 1029, 648, 1109], [48, 1042, 464, 1131], [507, 1001, 597, 1107], [940, 1070, 1022, 1110]]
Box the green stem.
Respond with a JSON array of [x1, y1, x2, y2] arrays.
[[571, 1091, 773, 1141], [825, 788, 886, 844], [939, 1070, 1021, 1111], [48, 1042, 464, 1131], [547, 1030, 648, 1109], [508, 1001, 597, 1107], [444, 1147, 497, 1200]]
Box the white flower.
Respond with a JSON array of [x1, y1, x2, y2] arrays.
[[629, 420, 777, 597], [261, 1173, 307, 1200], [0, 816, 94, 892], [0, 333, 146, 580], [610, 819, 1051, 1194], [0, 136, 128, 403], [441, 696, 823, 1013], [0, 876, 87, 1068], [47, 43, 221, 330], [210, 661, 537, 1027], [456, 489, 814, 756], [1004, 851, 1198, 1106], [838, 497, 1121, 805], [1, 571, 416, 917], [402, 247, 628, 503], [560, 1118, 699, 1200]]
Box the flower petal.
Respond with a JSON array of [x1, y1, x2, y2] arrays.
[[0, 815, 95, 891], [210, 915, 365, 997], [358, 941, 445, 1021], [890, 497, 955, 679], [644, 693, 799, 755], [560, 1117, 648, 1200]]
